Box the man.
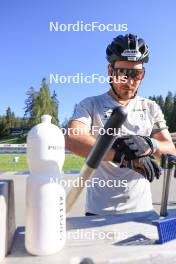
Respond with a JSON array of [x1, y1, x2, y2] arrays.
[[65, 34, 176, 215]]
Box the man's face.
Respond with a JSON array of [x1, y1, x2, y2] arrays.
[[108, 61, 144, 100]]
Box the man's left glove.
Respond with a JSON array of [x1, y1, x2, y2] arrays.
[[120, 156, 162, 182], [112, 135, 156, 162]]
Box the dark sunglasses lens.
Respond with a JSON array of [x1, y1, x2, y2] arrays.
[[112, 68, 144, 80], [129, 69, 144, 80], [129, 70, 138, 79], [119, 69, 127, 74], [113, 68, 127, 77]]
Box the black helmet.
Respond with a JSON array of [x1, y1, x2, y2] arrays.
[[106, 33, 149, 65]]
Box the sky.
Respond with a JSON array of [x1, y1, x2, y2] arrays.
[[0, 0, 176, 123]]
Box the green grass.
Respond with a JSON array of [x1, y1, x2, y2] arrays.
[[63, 154, 84, 171], [0, 136, 85, 171], [0, 154, 84, 172], [0, 135, 26, 144]]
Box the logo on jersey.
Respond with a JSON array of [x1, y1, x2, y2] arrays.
[[103, 108, 113, 119], [132, 108, 146, 120]]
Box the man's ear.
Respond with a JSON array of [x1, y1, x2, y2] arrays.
[[108, 64, 113, 76]]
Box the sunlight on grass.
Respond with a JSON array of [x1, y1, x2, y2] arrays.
[[0, 154, 84, 172]]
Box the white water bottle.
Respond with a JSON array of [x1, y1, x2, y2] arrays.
[[25, 115, 66, 255]]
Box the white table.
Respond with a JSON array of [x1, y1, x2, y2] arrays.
[[2, 210, 176, 264]]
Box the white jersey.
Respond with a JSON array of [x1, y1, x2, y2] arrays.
[[70, 92, 167, 215]]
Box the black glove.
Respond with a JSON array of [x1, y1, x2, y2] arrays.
[[112, 135, 155, 162], [120, 156, 161, 182]]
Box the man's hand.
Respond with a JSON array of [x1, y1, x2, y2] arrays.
[[112, 135, 156, 162], [120, 156, 162, 182]]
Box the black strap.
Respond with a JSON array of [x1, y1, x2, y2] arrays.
[[85, 212, 97, 216]]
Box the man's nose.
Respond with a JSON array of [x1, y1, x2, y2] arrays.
[[126, 76, 135, 86]]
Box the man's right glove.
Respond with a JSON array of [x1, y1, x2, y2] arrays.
[[112, 135, 157, 162], [120, 156, 162, 182]]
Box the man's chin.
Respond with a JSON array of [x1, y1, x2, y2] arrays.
[[120, 92, 135, 100]]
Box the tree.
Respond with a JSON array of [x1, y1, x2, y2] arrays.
[[24, 78, 59, 127], [24, 86, 38, 126], [14, 117, 23, 128], [51, 90, 59, 125], [170, 94, 176, 132], [157, 95, 165, 112], [164, 91, 174, 129], [5, 107, 15, 135], [0, 116, 9, 137], [148, 95, 157, 102]]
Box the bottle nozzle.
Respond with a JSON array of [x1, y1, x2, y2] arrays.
[[41, 115, 52, 124]]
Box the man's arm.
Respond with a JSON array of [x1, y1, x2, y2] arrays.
[[65, 120, 115, 161], [152, 129, 176, 158]]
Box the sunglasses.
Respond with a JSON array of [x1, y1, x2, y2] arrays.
[[112, 67, 145, 81]]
